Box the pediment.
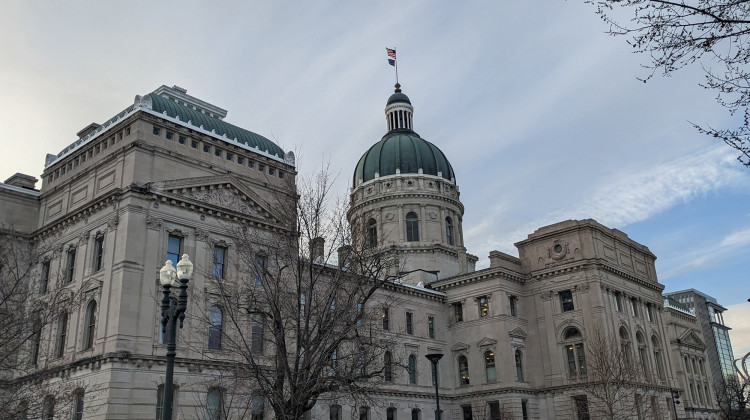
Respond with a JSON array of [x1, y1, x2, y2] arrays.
[[509, 327, 527, 339], [679, 330, 706, 350], [149, 175, 285, 226], [477, 337, 497, 348], [452, 342, 469, 352], [81, 278, 102, 295]]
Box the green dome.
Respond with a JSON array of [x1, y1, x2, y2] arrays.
[[353, 130, 455, 186], [387, 92, 411, 105]]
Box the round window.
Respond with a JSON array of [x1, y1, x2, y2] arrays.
[[554, 244, 563, 253]]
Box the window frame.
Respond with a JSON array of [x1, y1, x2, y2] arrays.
[[405, 212, 420, 242], [93, 234, 105, 272], [458, 355, 470, 386], [83, 300, 97, 350], [453, 302, 463, 323], [484, 350, 496, 383], [560, 290, 574, 312], [65, 247, 76, 284], [56, 313, 68, 358], [166, 234, 182, 267], [207, 388, 225, 420], [478, 296, 489, 317], [208, 306, 223, 350], [405, 311, 413, 335], [212, 245, 227, 279], [445, 217, 454, 245]]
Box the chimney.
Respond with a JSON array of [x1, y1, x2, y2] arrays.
[[337, 245, 353, 268], [4, 173, 38, 190], [310, 237, 325, 262], [489, 251, 502, 268]]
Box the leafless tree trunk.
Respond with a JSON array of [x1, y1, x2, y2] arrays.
[[586, 0, 750, 166], [195, 165, 401, 419]]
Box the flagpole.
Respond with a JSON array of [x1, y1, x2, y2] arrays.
[[395, 48, 399, 84]]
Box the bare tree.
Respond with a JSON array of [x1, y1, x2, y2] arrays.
[[575, 328, 659, 420], [586, 0, 750, 166], [714, 373, 749, 420], [0, 225, 88, 420], [196, 166, 401, 419]]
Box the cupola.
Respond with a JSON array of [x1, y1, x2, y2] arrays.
[[385, 83, 414, 131]]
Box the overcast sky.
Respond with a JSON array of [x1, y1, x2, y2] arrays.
[[1, 1, 748, 357]]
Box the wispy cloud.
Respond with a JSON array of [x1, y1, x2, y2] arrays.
[[659, 224, 750, 279]]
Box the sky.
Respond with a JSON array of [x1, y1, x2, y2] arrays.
[[1, 2, 748, 358]]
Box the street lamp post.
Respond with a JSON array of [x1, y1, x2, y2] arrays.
[[425, 353, 443, 420], [159, 254, 193, 420]]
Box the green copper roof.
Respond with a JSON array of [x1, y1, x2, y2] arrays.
[[387, 92, 411, 105], [353, 130, 455, 186], [147, 93, 285, 159]]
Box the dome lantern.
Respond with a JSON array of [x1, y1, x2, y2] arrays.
[[385, 83, 414, 131]]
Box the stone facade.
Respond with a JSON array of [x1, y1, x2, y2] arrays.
[[0, 85, 724, 419]]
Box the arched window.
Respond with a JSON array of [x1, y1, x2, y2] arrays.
[[652, 335, 665, 380], [384, 351, 393, 382], [208, 306, 223, 350], [42, 396, 55, 420], [563, 327, 586, 378], [56, 313, 68, 358], [206, 388, 224, 420], [405, 212, 419, 242], [515, 349, 524, 381], [367, 218, 377, 248], [251, 392, 264, 420], [83, 300, 97, 350], [330, 405, 342, 420], [445, 217, 454, 245], [484, 351, 496, 382], [636, 332, 649, 378], [458, 355, 470, 385], [408, 354, 417, 384], [620, 327, 632, 367], [72, 389, 84, 420]]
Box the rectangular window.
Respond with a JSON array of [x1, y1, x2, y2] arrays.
[[237, 156, 244, 165], [212, 246, 226, 278], [251, 314, 264, 355], [647, 304, 654, 322], [65, 248, 76, 283], [566, 343, 586, 378], [428, 316, 435, 338], [522, 400, 529, 420], [510, 295, 518, 317], [631, 298, 639, 317], [93, 235, 104, 272], [330, 405, 341, 420], [478, 296, 489, 317], [382, 308, 390, 330], [560, 290, 574, 312], [406, 312, 413, 334], [253, 255, 265, 286], [56, 313, 68, 358], [166, 235, 182, 267], [461, 405, 473, 420], [387, 407, 396, 420], [359, 407, 370, 420], [453, 302, 463, 322], [573, 395, 590, 420], [40, 261, 50, 294], [488, 402, 501, 420], [411, 409, 420, 420], [203, 144, 210, 153], [615, 292, 623, 312]]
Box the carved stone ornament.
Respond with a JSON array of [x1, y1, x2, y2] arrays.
[[195, 229, 211, 242], [108, 215, 119, 231], [451, 342, 469, 353], [477, 337, 497, 348], [508, 327, 527, 339], [385, 212, 395, 221], [183, 188, 259, 217], [78, 231, 90, 245], [133, 94, 153, 110], [146, 216, 163, 230], [540, 290, 554, 301], [428, 211, 437, 220], [548, 241, 569, 260]]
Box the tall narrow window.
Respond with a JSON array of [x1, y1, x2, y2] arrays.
[[387, 407, 396, 420], [573, 395, 590, 420], [652, 335, 665, 380], [42, 396, 55, 420], [83, 300, 97, 350], [382, 307, 390, 330], [406, 311, 413, 334], [509, 295, 518, 317], [207, 388, 224, 420], [462, 405, 473, 420], [478, 296, 489, 317], [411, 408, 421, 420], [72, 389, 84, 420], [251, 392, 264, 420], [453, 302, 463, 322], [614, 292, 623, 312], [251, 314, 264, 355], [637, 332, 649, 378], [563, 328, 586, 378], [212, 246, 226, 279], [522, 400, 529, 420], [560, 290, 574, 312], [65, 248, 76, 284], [408, 354, 417, 384], [384, 351, 393, 382], [56, 313, 68, 358], [515, 349, 524, 381], [40, 261, 50, 294], [30, 322, 42, 365], [458, 355, 470, 385], [631, 298, 639, 317], [367, 218, 378, 248], [166, 235, 181, 267], [330, 405, 342, 420], [93, 235, 105, 272], [359, 407, 370, 420], [253, 255, 265, 286], [488, 402, 501, 420], [484, 351, 496, 382], [428, 316, 435, 339], [646, 303, 654, 322], [405, 212, 419, 242], [445, 217, 454, 245], [620, 327, 632, 367], [208, 306, 223, 350]]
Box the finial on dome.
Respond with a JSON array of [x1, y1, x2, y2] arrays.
[[394, 83, 401, 93]]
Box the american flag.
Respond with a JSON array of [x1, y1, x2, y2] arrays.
[[386, 48, 396, 59]]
